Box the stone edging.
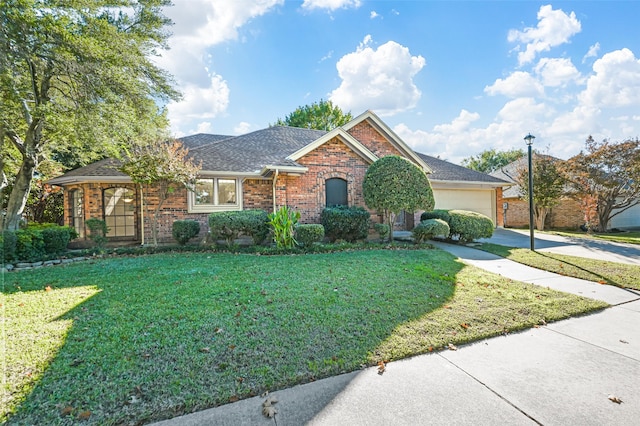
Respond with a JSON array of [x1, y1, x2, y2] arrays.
[[2, 256, 89, 273]]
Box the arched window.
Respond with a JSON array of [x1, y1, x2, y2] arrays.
[[70, 189, 84, 238], [326, 178, 348, 207], [103, 187, 136, 237]]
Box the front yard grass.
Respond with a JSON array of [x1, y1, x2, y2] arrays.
[[478, 243, 640, 291], [547, 230, 640, 245], [2, 248, 607, 425]]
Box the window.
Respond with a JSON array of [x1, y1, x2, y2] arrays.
[[103, 187, 136, 238], [326, 178, 348, 207], [70, 189, 84, 238], [191, 178, 240, 212]]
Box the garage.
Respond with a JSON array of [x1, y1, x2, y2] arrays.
[[432, 188, 496, 222]]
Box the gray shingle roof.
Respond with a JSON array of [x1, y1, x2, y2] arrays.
[[194, 126, 328, 173], [56, 158, 128, 179], [416, 153, 508, 184], [181, 133, 232, 150], [491, 154, 560, 198]]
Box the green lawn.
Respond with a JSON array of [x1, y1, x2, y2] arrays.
[[2, 249, 607, 425], [548, 230, 640, 245], [478, 243, 640, 290]]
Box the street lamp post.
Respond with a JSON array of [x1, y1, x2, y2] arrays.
[[524, 133, 535, 251]]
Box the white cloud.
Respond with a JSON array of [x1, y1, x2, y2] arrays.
[[234, 121, 252, 135], [158, 0, 284, 134], [582, 42, 600, 63], [534, 57, 581, 87], [167, 75, 230, 134], [370, 10, 380, 19], [579, 48, 640, 108], [433, 110, 480, 133], [484, 71, 544, 98], [302, 0, 361, 11], [508, 5, 581, 65], [329, 36, 426, 116], [195, 122, 213, 134]]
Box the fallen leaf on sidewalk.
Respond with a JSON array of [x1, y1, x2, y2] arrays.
[[262, 395, 279, 418], [448, 343, 457, 351], [608, 394, 623, 404], [620, 340, 629, 344], [377, 360, 386, 375]]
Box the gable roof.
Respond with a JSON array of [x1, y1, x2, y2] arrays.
[[491, 154, 560, 198], [343, 110, 431, 173], [416, 153, 508, 187]]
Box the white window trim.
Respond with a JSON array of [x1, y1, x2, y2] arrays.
[[188, 177, 243, 213]]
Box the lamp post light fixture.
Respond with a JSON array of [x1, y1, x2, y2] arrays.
[[524, 133, 536, 251]]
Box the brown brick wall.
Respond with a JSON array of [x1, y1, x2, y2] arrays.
[[347, 121, 402, 158], [502, 196, 583, 229]]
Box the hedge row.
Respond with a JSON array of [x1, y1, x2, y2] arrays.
[[321, 206, 370, 243], [1, 224, 77, 263], [208, 210, 270, 246], [419, 209, 493, 242]]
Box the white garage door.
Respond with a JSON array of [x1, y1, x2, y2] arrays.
[[432, 189, 496, 224], [610, 203, 640, 229]]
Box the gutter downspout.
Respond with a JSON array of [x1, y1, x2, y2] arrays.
[[272, 169, 279, 213], [139, 184, 145, 246]]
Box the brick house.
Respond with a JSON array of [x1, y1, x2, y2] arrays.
[[49, 111, 507, 245], [491, 155, 584, 229]]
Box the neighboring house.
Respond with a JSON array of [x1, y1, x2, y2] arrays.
[[49, 111, 507, 245], [491, 155, 584, 229]]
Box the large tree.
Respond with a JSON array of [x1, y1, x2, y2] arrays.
[[119, 140, 201, 246], [562, 137, 640, 232], [0, 0, 178, 230], [272, 99, 352, 131], [461, 148, 525, 174], [363, 155, 434, 242], [507, 154, 566, 231]]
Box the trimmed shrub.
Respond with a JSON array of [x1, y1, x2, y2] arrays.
[[413, 219, 450, 243], [448, 210, 494, 243], [321, 206, 370, 243], [296, 224, 325, 247], [1, 230, 18, 263], [15, 228, 46, 262], [85, 218, 109, 248], [172, 220, 201, 245], [373, 223, 390, 240], [420, 209, 451, 223], [209, 210, 270, 246]]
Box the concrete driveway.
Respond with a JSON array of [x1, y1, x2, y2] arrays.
[[481, 228, 640, 265]]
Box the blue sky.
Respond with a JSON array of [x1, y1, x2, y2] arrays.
[[157, 1, 640, 165]]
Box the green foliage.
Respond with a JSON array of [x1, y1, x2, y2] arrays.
[[1, 230, 17, 262], [373, 223, 390, 240], [321, 206, 370, 243], [15, 229, 45, 262], [268, 206, 300, 249], [461, 148, 525, 173], [172, 220, 201, 245], [272, 99, 352, 130], [209, 210, 270, 247], [508, 153, 566, 231], [561, 137, 640, 232], [295, 224, 325, 247], [447, 210, 494, 243], [413, 219, 450, 243], [420, 209, 452, 223], [363, 155, 434, 241], [85, 218, 109, 249], [1, 0, 178, 230], [37, 226, 74, 255]]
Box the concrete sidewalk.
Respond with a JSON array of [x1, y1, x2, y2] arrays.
[[152, 244, 640, 426]]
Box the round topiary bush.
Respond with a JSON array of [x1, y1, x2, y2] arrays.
[[447, 210, 494, 242], [412, 218, 450, 243], [295, 224, 325, 247], [172, 220, 201, 245]]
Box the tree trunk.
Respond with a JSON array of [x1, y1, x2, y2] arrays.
[[534, 206, 549, 231], [387, 211, 395, 244], [3, 155, 37, 230], [597, 204, 613, 233]]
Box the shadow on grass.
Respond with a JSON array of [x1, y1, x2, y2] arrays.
[[4, 249, 461, 425]]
